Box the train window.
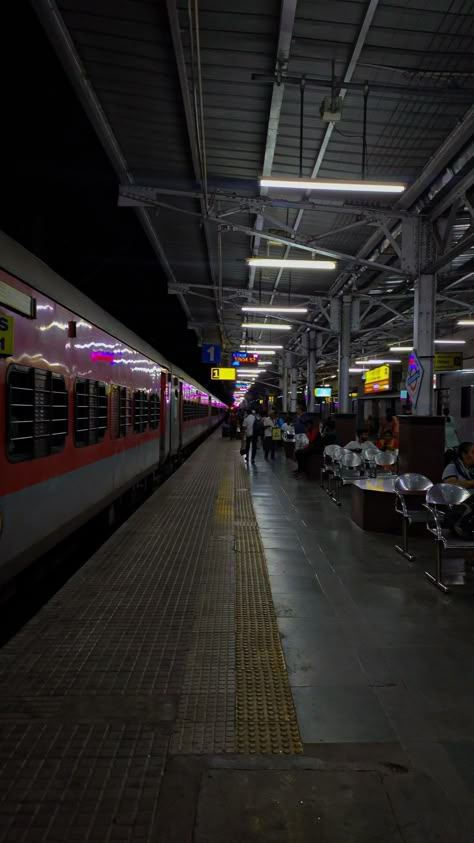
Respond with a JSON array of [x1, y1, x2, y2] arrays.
[[133, 390, 148, 433], [7, 364, 68, 462], [183, 399, 208, 420], [74, 379, 108, 447], [149, 393, 160, 430], [119, 387, 132, 436], [110, 386, 120, 439]]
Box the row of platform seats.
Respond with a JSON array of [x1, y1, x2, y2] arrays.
[[311, 444, 474, 594]]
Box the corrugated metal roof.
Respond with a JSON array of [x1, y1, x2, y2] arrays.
[[37, 0, 474, 368]]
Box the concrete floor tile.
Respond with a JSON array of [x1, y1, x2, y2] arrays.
[[292, 687, 396, 744]]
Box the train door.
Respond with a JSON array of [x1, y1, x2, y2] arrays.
[[169, 375, 181, 454], [159, 371, 168, 463]]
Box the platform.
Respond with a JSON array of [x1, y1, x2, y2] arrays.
[[1, 434, 474, 842]]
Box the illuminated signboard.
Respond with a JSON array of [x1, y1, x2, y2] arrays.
[[232, 351, 259, 366], [315, 387, 332, 398], [211, 367, 236, 381], [364, 364, 391, 395]]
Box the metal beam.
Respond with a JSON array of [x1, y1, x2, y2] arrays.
[[31, 0, 196, 330], [166, 0, 225, 342], [267, 0, 380, 304], [249, 0, 298, 293]]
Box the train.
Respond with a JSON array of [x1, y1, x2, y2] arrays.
[[0, 232, 226, 589]]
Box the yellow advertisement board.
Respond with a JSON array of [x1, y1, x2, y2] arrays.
[[364, 364, 390, 394], [434, 352, 463, 372]]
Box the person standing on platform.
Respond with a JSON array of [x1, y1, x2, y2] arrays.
[[243, 410, 257, 464], [262, 412, 276, 461], [443, 407, 460, 462], [379, 408, 399, 439]]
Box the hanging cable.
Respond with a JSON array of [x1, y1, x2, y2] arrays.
[[362, 82, 369, 180], [299, 77, 306, 178]]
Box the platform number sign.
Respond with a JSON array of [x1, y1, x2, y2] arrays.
[[0, 313, 14, 356], [201, 343, 221, 365]]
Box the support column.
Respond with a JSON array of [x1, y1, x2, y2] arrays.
[[338, 295, 351, 413], [282, 351, 291, 413], [402, 218, 436, 416], [414, 274, 436, 415], [306, 330, 316, 413], [290, 362, 298, 413]]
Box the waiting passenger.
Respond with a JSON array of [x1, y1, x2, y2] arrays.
[[345, 429, 371, 452], [442, 441, 474, 491], [262, 412, 276, 461], [294, 419, 320, 476], [293, 405, 307, 435], [379, 409, 399, 439], [243, 410, 257, 464], [376, 429, 399, 452]]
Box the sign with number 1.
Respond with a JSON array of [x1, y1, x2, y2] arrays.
[[0, 313, 14, 355]]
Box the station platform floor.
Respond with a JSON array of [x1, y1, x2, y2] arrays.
[[1, 432, 474, 842]]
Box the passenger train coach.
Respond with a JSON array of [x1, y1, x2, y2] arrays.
[[0, 232, 226, 589]]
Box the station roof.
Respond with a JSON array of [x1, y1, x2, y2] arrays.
[[35, 0, 474, 380]]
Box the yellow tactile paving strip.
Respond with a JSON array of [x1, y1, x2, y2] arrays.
[[234, 458, 303, 755]]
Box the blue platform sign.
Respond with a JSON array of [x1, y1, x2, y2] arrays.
[[406, 350, 424, 408], [201, 343, 221, 365]]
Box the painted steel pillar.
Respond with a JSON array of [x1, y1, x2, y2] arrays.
[[414, 274, 436, 415], [338, 295, 351, 413], [306, 330, 316, 412], [282, 351, 291, 412], [290, 364, 298, 413], [402, 218, 436, 416]]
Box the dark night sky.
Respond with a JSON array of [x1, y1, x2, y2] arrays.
[[2, 1, 228, 400]]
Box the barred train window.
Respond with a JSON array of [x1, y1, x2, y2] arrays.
[[183, 400, 209, 420], [7, 365, 68, 462], [74, 379, 108, 446], [149, 392, 160, 430], [133, 390, 148, 433], [120, 387, 132, 436]]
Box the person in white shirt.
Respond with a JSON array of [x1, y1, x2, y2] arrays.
[[243, 411, 257, 463], [262, 412, 276, 461], [345, 429, 373, 452]]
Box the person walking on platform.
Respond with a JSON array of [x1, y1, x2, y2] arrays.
[[243, 410, 257, 464], [263, 411, 276, 460]]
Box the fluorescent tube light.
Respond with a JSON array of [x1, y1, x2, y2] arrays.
[[241, 306, 308, 314], [241, 322, 291, 330], [457, 320, 474, 326], [239, 345, 282, 350], [389, 346, 413, 352], [247, 258, 336, 270], [434, 339, 466, 345], [349, 368, 364, 373], [355, 359, 401, 365], [260, 177, 405, 194]]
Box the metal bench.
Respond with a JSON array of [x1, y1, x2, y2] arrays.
[[320, 444, 341, 491], [394, 473, 432, 561], [363, 447, 380, 477], [374, 451, 397, 476], [331, 451, 363, 505], [423, 483, 474, 592]]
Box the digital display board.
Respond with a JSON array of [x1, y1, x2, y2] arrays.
[[364, 364, 391, 395], [232, 351, 259, 366], [315, 387, 332, 397]]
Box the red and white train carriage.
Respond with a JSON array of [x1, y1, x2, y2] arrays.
[[0, 232, 226, 587]]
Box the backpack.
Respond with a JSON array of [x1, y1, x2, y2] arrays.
[[443, 497, 474, 539]]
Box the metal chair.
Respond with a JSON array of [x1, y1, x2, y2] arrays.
[[424, 483, 473, 592], [320, 443, 341, 490], [332, 451, 363, 505], [374, 451, 397, 476], [394, 474, 432, 561], [363, 447, 380, 477]]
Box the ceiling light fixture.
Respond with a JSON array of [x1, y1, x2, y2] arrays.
[[434, 339, 466, 345], [349, 368, 364, 373], [355, 359, 402, 365], [457, 320, 474, 326], [239, 345, 282, 350], [247, 258, 336, 270], [241, 322, 291, 330], [389, 346, 413, 352], [241, 306, 308, 314], [260, 177, 405, 194]]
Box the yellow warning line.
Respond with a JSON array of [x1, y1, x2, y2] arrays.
[[234, 458, 303, 754]]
